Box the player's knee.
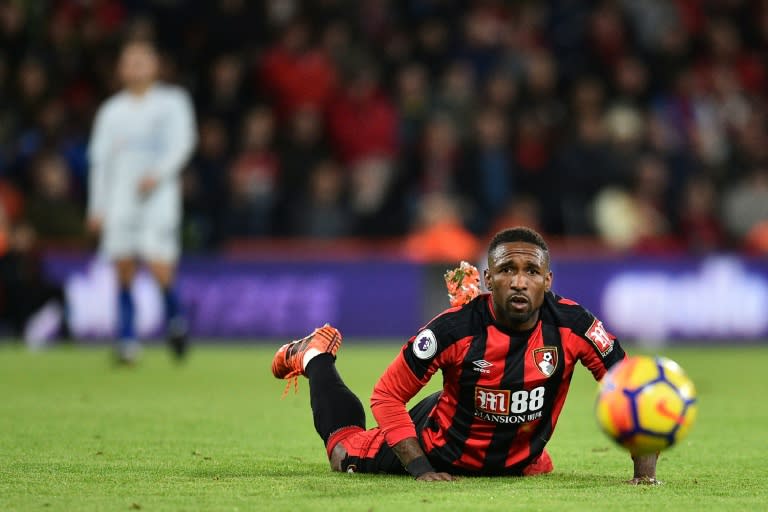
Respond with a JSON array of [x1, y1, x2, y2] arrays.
[[114, 259, 138, 285], [146, 260, 176, 287]]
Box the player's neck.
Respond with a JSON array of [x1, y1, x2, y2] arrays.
[[494, 308, 540, 334], [510, 315, 539, 333], [126, 82, 154, 97]]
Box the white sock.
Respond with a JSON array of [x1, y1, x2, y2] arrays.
[[302, 348, 323, 371]]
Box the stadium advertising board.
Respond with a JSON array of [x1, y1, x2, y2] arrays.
[[46, 255, 768, 343], [553, 256, 768, 343], [47, 257, 423, 340]]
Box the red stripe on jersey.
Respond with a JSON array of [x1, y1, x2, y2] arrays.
[[500, 324, 547, 468], [543, 328, 575, 431], [452, 325, 511, 469], [541, 328, 581, 435], [558, 298, 579, 305], [373, 291, 626, 475], [419, 338, 472, 454], [371, 355, 426, 446], [486, 294, 496, 321], [372, 335, 472, 448], [500, 325, 579, 470]]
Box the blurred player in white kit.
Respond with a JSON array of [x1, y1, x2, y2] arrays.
[[87, 39, 197, 363]]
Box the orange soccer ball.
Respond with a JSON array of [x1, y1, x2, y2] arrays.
[[595, 356, 698, 455]]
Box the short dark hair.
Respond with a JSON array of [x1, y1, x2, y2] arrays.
[[488, 227, 549, 264]]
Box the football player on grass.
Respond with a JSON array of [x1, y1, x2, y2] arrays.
[[272, 227, 658, 483], [87, 39, 196, 364]]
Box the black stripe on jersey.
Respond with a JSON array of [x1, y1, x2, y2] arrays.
[[483, 331, 530, 472], [427, 329, 488, 466], [401, 341, 432, 381], [402, 297, 487, 380], [521, 319, 566, 470], [546, 292, 626, 372], [598, 340, 626, 370]]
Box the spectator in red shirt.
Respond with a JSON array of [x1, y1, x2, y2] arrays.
[[259, 19, 337, 119], [326, 61, 401, 235], [223, 106, 280, 237], [696, 20, 766, 97], [326, 62, 397, 165]]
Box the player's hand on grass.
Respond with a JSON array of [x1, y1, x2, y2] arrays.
[[416, 471, 455, 482], [628, 452, 659, 485], [626, 476, 662, 485]]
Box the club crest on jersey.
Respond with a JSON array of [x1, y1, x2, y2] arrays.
[[586, 319, 615, 356], [533, 347, 558, 377], [412, 329, 437, 359]]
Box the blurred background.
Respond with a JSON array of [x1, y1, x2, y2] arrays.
[[1, 0, 768, 346]]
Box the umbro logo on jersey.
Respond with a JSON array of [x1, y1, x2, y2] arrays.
[[472, 360, 493, 374]]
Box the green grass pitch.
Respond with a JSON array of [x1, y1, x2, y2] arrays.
[[1, 342, 766, 511]]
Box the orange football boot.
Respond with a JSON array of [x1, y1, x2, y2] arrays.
[[271, 324, 342, 397]]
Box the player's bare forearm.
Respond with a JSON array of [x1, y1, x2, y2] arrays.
[[392, 437, 454, 481], [628, 452, 660, 485], [392, 437, 427, 466]]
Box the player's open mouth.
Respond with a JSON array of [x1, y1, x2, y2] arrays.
[[509, 295, 529, 309]]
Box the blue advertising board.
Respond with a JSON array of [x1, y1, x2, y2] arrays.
[[552, 256, 768, 341], [45, 254, 768, 343], [47, 256, 423, 339]]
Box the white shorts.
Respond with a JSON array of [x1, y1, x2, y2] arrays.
[[101, 219, 180, 262]]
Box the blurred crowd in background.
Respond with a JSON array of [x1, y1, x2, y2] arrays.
[[2, 0, 768, 261]]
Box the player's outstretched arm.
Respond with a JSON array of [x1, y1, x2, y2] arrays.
[[628, 452, 660, 485], [392, 437, 454, 481], [371, 344, 452, 481]]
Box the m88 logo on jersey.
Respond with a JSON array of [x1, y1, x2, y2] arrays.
[[474, 386, 547, 417], [475, 387, 511, 415]]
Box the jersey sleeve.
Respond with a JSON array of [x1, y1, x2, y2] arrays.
[[370, 317, 456, 447], [152, 89, 197, 181], [569, 309, 626, 381], [87, 104, 112, 219]]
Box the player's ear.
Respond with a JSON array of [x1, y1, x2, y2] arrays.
[[484, 268, 492, 291], [545, 271, 553, 292]]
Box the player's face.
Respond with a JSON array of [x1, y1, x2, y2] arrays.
[[485, 242, 552, 331], [119, 43, 158, 89]]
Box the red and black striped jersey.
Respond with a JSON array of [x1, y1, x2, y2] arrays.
[[370, 291, 625, 475]]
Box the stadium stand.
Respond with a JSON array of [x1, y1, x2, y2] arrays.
[[1, 0, 767, 259]]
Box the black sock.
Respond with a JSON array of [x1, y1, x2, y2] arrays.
[[305, 353, 366, 444]]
